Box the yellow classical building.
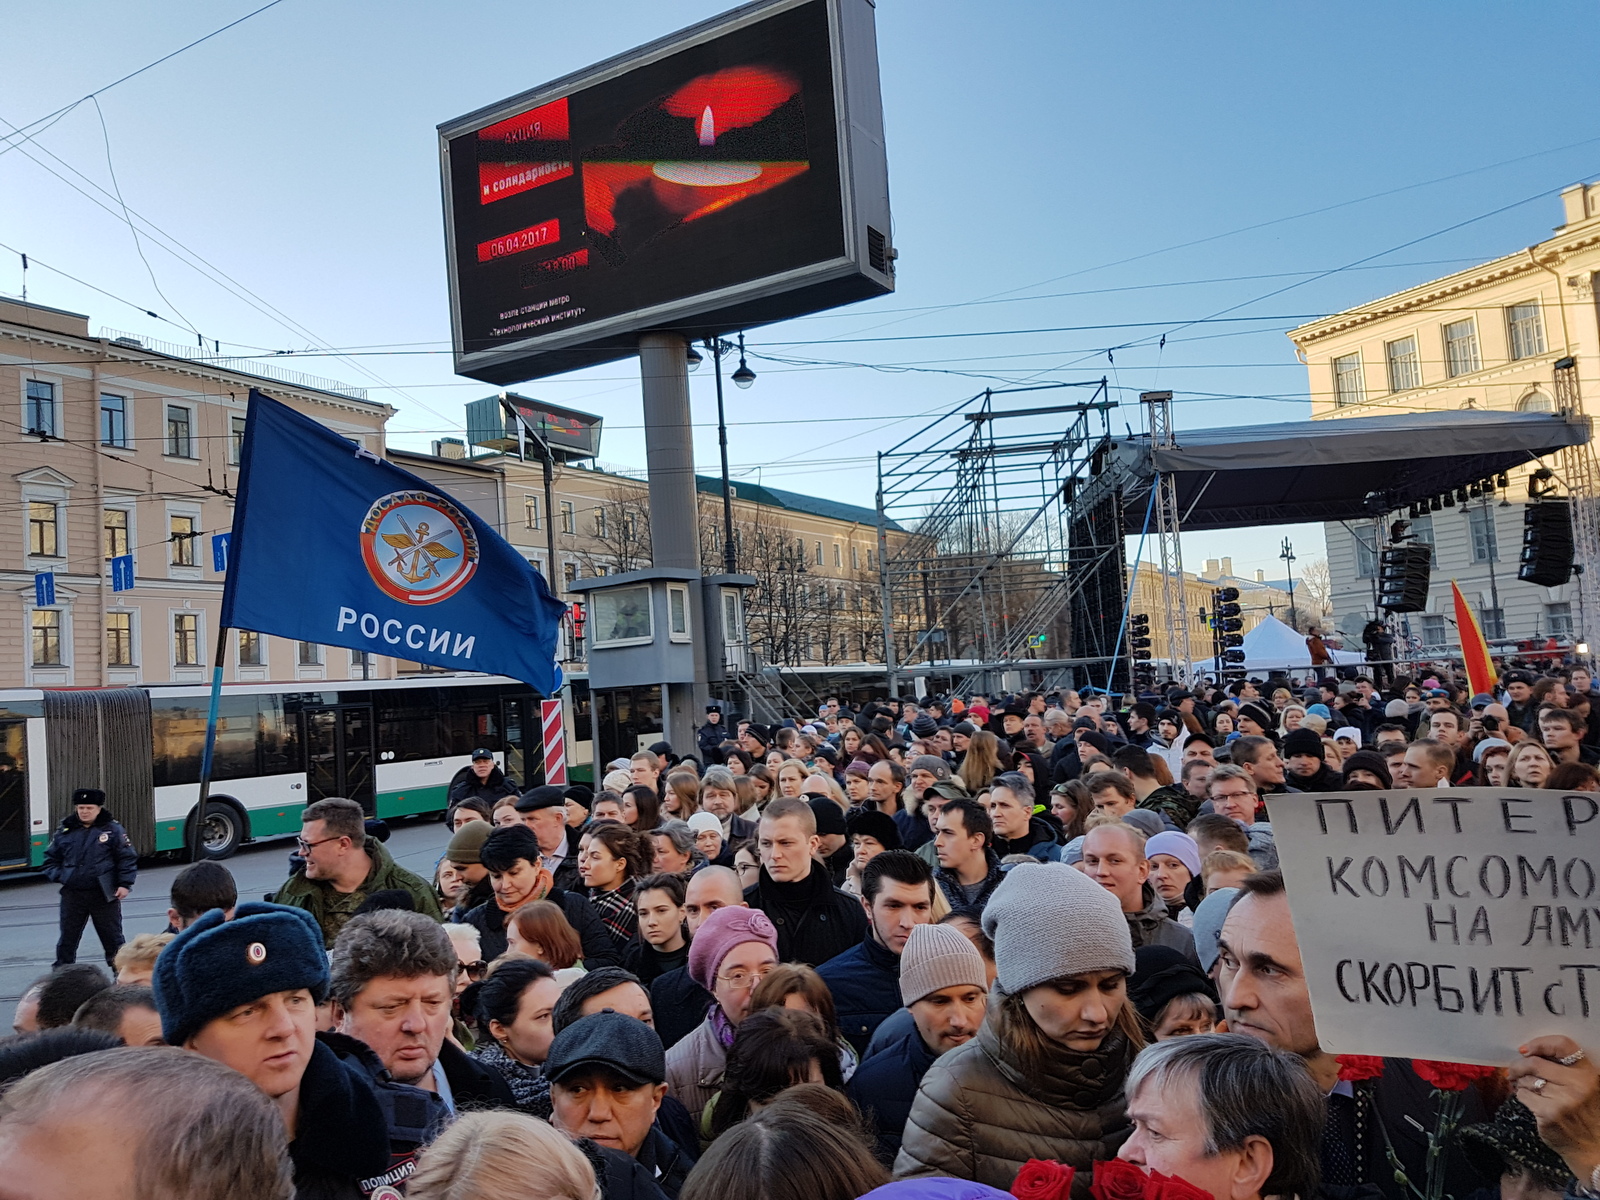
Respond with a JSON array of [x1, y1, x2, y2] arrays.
[[1288, 181, 1600, 652]]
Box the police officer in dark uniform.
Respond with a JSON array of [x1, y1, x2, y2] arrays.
[[43, 787, 138, 968]]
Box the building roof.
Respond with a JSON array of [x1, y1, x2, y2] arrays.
[[694, 475, 901, 531]]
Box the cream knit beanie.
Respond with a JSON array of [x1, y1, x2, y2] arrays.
[[898, 922, 987, 1005]]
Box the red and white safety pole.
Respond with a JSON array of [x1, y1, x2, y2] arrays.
[[540, 698, 567, 786]]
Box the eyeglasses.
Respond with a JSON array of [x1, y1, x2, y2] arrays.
[[715, 965, 776, 990], [295, 835, 343, 852], [461, 960, 489, 981]]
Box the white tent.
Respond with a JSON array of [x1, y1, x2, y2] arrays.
[[1234, 615, 1365, 672]]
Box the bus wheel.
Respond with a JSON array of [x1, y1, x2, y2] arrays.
[[196, 802, 243, 860]]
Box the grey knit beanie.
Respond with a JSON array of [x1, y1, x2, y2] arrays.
[[981, 861, 1134, 995], [909, 754, 952, 781], [899, 922, 988, 1005]]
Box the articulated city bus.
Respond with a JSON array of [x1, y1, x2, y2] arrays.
[[0, 673, 588, 872]]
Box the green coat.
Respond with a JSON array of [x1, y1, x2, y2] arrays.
[[274, 835, 443, 946]]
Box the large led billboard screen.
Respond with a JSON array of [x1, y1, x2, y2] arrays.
[[439, 0, 893, 383]]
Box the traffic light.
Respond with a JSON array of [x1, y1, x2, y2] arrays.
[[570, 601, 587, 642], [1128, 613, 1152, 661]]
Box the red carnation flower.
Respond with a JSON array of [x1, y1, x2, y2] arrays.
[[1411, 1059, 1498, 1092], [1091, 1158, 1150, 1200], [1012, 1158, 1077, 1200], [1336, 1055, 1387, 1083]]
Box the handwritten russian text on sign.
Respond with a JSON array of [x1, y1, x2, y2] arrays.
[[1271, 788, 1600, 1065]]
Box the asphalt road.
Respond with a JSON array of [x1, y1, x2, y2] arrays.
[[0, 819, 452, 1013]]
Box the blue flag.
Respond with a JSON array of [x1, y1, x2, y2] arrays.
[[220, 390, 566, 694]]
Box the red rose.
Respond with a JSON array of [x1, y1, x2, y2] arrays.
[[1411, 1060, 1498, 1092], [1336, 1055, 1387, 1083], [1012, 1158, 1077, 1200], [1149, 1173, 1215, 1200], [1091, 1158, 1151, 1200]]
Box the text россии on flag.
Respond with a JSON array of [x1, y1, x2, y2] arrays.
[[219, 390, 567, 695]]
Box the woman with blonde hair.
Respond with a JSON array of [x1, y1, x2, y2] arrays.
[[406, 1109, 599, 1200], [1508, 739, 1555, 788], [955, 729, 1005, 795], [776, 759, 809, 799], [1278, 704, 1306, 735]]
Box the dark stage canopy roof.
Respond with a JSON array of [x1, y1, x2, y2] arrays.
[[1105, 409, 1591, 531]]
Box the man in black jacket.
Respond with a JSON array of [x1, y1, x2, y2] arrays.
[[331, 909, 516, 1111], [547, 1012, 685, 1199], [465, 825, 621, 966], [43, 788, 138, 969], [153, 901, 395, 1200], [817, 851, 935, 1052], [744, 797, 867, 967], [446, 748, 519, 813]]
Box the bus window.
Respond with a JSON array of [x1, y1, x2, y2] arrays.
[[152, 696, 299, 786], [440, 698, 497, 759], [376, 691, 443, 763]]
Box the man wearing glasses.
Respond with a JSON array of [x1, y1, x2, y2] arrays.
[[276, 797, 441, 947]]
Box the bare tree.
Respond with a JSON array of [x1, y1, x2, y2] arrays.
[[1298, 557, 1333, 622], [574, 485, 653, 576]]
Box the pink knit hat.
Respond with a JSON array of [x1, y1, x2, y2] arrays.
[[687, 906, 779, 991]]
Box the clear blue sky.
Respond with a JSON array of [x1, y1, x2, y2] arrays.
[[4, 0, 1597, 577]]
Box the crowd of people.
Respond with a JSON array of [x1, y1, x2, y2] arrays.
[[5, 664, 1600, 1200]]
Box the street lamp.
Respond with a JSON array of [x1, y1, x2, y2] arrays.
[[731, 334, 756, 389], [1279, 537, 1297, 626], [702, 333, 753, 576]]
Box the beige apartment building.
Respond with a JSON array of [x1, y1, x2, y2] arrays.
[[1129, 558, 1295, 663], [0, 295, 903, 690], [0, 298, 394, 688], [398, 442, 898, 668], [1288, 181, 1600, 653]]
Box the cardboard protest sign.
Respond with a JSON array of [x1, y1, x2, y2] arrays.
[[1270, 788, 1600, 1066]]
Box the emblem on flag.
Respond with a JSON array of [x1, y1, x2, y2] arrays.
[[359, 491, 480, 605]]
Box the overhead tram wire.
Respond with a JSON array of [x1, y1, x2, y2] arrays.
[[0, 0, 290, 158], [0, 118, 462, 432], [813, 132, 1600, 341]]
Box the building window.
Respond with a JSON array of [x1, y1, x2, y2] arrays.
[[560, 501, 575, 534], [668, 585, 690, 640], [28, 502, 59, 557], [1519, 390, 1556, 413], [814, 541, 824, 566], [1443, 319, 1480, 378], [592, 585, 653, 645], [866, 549, 874, 570], [351, 649, 372, 677], [31, 610, 62, 665], [1385, 337, 1421, 392], [1332, 352, 1365, 405], [1353, 527, 1379, 578], [594, 508, 607, 538], [795, 538, 805, 558], [833, 543, 842, 567], [1547, 602, 1574, 637], [1467, 506, 1498, 563], [563, 561, 579, 587], [707, 525, 720, 553], [100, 394, 129, 447], [851, 544, 860, 570], [1479, 606, 1506, 641], [1419, 614, 1447, 651], [524, 495, 541, 529], [230, 414, 247, 464], [1506, 302, 1546, 361], [25, 380, 57, 438], [103, 509, 129, 560], [237, 629, 263, 665], [593, 564, 609, 576], [173, 613, 200, 666], [1407, 513, 1435, 560], [106, 613, 133, 667], [170, 514, 197, 566], [297, 641, 322, 666], [166, 405, 194, 457]]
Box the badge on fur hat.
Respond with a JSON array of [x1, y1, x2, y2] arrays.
[[246, 942, 267, 964]]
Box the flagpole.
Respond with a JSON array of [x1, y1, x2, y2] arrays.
[[192, 622, 230, 860]]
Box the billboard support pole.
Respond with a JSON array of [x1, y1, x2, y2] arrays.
[[639, 331, 707, 752]]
